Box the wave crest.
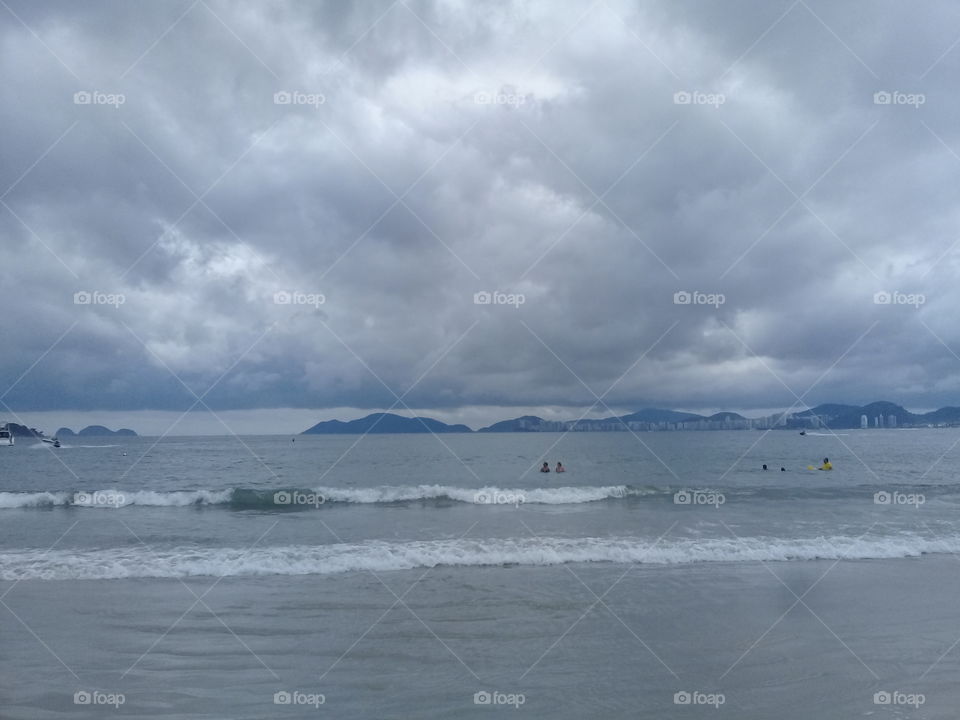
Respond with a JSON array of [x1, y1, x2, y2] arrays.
[[0, 485, 648, 509], [1, 534, 951, 580]]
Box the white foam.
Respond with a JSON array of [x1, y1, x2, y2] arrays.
[[0, 491, 71, 508], [1, 534, 955, 581], [314, 485, 636, 504], [0, 489, 234, 508], [0, 485, 639, 509]]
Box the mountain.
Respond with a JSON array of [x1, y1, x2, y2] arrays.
[[478, 408, 705, 432], [803, 402, 910, 429], [917, 406, 960, 424], [301, 401, 960, 436], [617, 408, 703, 424], [478, 416, 549, 432], [302, 413, 472, 435], [56, 426, 137, 437], [796, 404, 861, 419], [5, 423, 43, 437], [705, 412, 746, 421]]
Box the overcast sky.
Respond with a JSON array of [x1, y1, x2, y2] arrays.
[[3, 0, 960, 435]]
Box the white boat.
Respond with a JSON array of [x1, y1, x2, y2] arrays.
[[0, 424, 13, 446]]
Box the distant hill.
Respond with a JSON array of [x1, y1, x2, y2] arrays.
[[302, 413, 472, 435], [705, 412, 746, 421], [918, 406, 960, 424], [299, 401, 960, 436], [617, 408, 703, 424], [795, 402, 909, 428], [56, 426, 138, 437], [478, 408, 704, 432], [478, 416, 548, 432], [797, 404, 860, 418], [796, 401, 960, 429], [4, 423, 43, 437]]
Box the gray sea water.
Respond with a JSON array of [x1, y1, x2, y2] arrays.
[[1, 429, 959, 718]]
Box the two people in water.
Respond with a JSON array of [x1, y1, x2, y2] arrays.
[[762, 459, 832, 471], [541, 462, 565, 473]]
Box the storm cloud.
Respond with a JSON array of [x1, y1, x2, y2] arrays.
[[3, 0, 960, 429]]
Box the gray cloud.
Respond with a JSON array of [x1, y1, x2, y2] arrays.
[[3, 0, 960, 427]]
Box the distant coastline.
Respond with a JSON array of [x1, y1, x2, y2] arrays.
[[300, 401, 960, 435], [0, 423, 138, 438], [56, 425, 138, 438]]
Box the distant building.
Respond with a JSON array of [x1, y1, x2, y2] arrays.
[[888, 414, 897, 428], [860, 414, 868, 429]]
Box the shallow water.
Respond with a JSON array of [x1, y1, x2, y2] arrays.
[[0, 430, 957, 718]]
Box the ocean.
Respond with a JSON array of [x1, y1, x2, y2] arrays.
[[1, 429, 957, 718]]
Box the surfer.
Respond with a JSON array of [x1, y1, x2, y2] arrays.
[[555, 462, 565, 473], [540, 462, 550, 473]]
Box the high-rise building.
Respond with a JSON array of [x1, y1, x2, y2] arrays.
[[888, 414, 897, 428], [860, 414, 868, 429]]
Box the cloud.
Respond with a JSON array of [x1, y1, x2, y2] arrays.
[[3, 0, 960, 424]]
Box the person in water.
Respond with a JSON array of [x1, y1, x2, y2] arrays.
[[819, 457, 832, 471], [540, 462, 550, 473], [762, 464, 768, 470], [780, 467, 786, 472], [555, 462, 565, 473]]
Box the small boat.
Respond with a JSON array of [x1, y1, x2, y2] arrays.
[[0, 424, 13, 446], [799, 430, 806, 435], [41, 437, 61, 448]]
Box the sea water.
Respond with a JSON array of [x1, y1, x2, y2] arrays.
[[1, 430, 958, 718]]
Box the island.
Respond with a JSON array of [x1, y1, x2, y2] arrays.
[[55, 426, 138, 437], [302, 412, 472, 434]]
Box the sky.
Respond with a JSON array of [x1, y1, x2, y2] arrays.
[[2, 0, 960, 435]]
